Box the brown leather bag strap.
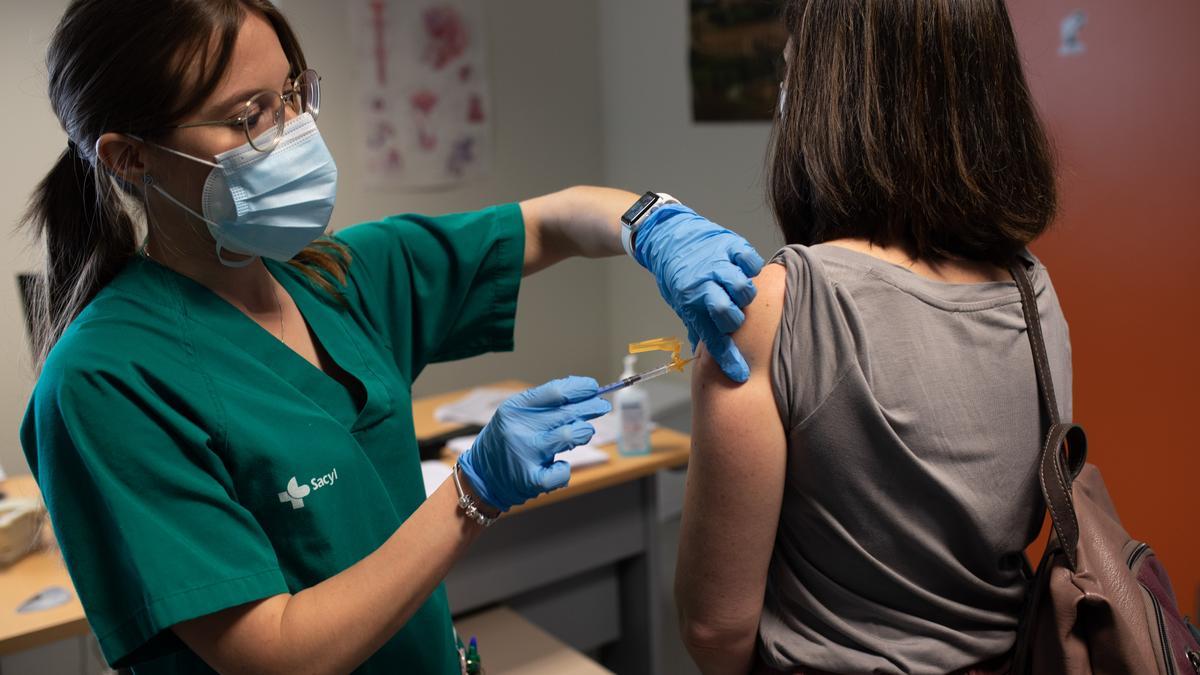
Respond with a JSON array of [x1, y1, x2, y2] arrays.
[[1008, 259, 1061, 428], [1038, 422, 1088, 570], [1008, 259, 1087, 571]]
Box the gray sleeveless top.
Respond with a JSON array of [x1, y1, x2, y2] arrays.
[[760, 244, 1072, 674]]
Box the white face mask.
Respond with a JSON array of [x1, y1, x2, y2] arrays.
[[139, 113, 338, 268]]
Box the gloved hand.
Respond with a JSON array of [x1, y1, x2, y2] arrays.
[[633, 204, 765, 383], [458, 377, 611, 512]]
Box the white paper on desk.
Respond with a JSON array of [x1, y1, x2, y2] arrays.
[[567, 412, 656, 449], [445, 435, 475, 455], [433, 387, 521, 426], [445, 434, 613, 467], [421, 460, 453, 497], [436, 390, 658, 445], [445, 412, 644, 451], [556, 446, 610, 469]]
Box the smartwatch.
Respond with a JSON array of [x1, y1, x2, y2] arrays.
[[620, 191, 680, 258]]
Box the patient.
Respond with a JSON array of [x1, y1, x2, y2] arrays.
[[674, 1, 1070, 674]]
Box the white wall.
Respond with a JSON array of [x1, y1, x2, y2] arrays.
[[1, 0, 783, 468], [597, 0, 783, 361], [0, 0, 609, 475], [1, 2, 71, 478]]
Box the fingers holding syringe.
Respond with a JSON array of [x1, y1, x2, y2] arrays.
[[533, 420, 598, 492], [516, 376, 601, 408], [540, 419, 599, 457], [530, 396, 611, 433], [536, 460, 572, 492]]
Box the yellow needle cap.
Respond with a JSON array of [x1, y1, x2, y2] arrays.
[[627, 337, 695, 373]]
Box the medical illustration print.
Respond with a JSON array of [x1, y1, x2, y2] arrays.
[[350, 0, 492, 189]]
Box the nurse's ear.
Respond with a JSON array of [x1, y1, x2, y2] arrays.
[[95, 132, 148, 186]]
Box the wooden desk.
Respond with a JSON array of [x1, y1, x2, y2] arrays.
[[434, 381, 690, 675], [0, 476, 86, 656], [0, 381, 691, 671], [414, 380, 691, 515]]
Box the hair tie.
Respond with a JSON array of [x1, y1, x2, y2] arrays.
[[65, 137, 99, 169]]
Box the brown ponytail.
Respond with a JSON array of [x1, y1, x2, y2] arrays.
[[24, 143, 139, 368], [22, 0, 349, 371]]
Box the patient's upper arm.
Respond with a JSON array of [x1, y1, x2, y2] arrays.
[[691, 261, 786, 419], [675, 261, 788, 640]]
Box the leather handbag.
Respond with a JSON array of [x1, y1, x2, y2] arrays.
[[1007, 259, 1200, 674]]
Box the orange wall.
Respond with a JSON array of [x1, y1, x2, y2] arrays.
[[1007, 0, 1200, 616]]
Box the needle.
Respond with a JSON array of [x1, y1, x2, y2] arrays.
[[597, 357, 697, 396]]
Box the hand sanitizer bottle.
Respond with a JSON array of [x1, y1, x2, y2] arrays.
[[616, 354, 651, 456]]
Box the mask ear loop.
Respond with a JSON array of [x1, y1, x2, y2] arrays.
[[128, 134, 220, 168], [143, 173, 257, 269], [213, 241, 257, 268]]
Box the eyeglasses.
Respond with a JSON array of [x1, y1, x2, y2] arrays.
[[168, 69, 321, 153]]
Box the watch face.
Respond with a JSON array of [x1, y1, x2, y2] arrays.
[[621, 191, 659, 227]]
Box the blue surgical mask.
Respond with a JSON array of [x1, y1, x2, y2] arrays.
[[139, 113, 338, 267]]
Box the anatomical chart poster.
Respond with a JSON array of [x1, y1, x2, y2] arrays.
[[350, 0, 492, 189]]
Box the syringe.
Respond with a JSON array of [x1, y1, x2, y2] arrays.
[[597, 356, 697, 396]]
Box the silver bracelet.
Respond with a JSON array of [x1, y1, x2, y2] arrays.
[[452, 463, 498, 528]]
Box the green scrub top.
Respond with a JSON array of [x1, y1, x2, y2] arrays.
[[19, 204, 525, 674]]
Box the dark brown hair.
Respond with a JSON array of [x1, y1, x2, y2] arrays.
[[22, 0, 349, 369], [768, 0, 1056, 264]]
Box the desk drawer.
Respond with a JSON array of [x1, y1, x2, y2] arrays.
[[446, 480, 645, 614]]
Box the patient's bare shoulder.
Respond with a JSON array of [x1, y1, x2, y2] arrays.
[[694, 260, 786, 390], [738, 261, 786, 375]]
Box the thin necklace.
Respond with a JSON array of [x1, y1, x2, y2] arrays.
[[272, 282, 286, 342]]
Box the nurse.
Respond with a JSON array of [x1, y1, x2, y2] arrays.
[[19, 1, 762, 673]]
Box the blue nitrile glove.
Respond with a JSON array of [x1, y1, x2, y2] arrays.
[[633, 204, 765, 383], [458, 377, 612, 512]]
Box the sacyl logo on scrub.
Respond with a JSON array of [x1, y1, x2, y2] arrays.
[[278, 469, 339, 509]]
